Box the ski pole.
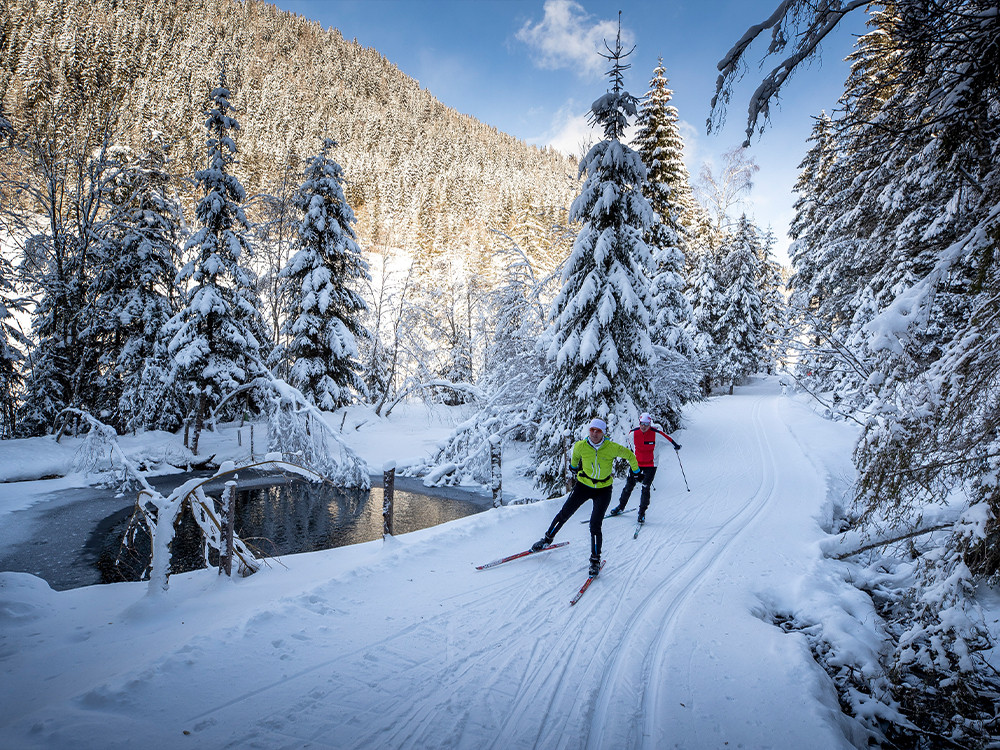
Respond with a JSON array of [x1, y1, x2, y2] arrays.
[[675, 450, 690, 492]]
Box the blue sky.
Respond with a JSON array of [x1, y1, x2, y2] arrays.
[[273, 0, 868, 262]]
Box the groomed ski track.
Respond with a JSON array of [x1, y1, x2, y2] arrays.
[[0, 379, 856, 750]]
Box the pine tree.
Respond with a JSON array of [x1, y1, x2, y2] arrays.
[[687, 245, 725, 395], [716, 215, 765, 394], [88, 138, 181, 432], [715, 0, 1000, 738], [162, 67, 269, 452], [279, 138, 370, 410], [756, 227, 787, 375], [632, 57, 698, 394], [532, 26, 657, 492], [787, 112, 836, 316], [632, 57, 698, 258]]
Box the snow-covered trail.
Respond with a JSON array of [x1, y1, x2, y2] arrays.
[[0, 380, 858, 750]]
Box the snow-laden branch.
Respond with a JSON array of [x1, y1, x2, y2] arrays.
[[57, 408, 263, 595], [209, 368, 370, 489], [710, 0, 870, 144], [381, 379, 485, 418]]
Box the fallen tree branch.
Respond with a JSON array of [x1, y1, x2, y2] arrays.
[[834, 523, 953, 560]]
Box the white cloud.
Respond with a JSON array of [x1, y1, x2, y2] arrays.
[[677, 118, 706, 175], [528, 99, 595, 159], [516, 0, 632, 79]]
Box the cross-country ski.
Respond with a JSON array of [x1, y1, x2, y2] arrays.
[[474, 541, 569, 570], [570, 559, 605, 605]]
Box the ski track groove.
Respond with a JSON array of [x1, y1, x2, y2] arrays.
[[188, 392, 799, 750], [587, 394, 781, 749]]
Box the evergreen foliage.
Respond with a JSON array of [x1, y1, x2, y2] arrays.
[[715, 216, 765, 393], [0, 0, 579, 268], [632, 58, 700, 423], [726, 0, 1000, 741], [160, 68, 269, 452], [89, 139, 181, 432], [532, 28, 656, 493], [632, 58, 697, 258], [279, 138, 370, 411], [687, 246, 724, 395]]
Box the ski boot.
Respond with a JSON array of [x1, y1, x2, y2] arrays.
[[608, 506, 624, 517], [588, 555, 601, 577]]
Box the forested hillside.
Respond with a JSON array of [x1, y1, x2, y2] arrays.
[[0, 0, 578, 261]]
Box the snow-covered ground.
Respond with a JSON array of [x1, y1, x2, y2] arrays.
[[1, 378, 881, 749]]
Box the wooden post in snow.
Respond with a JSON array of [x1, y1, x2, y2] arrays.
[[489, 434, 502, 507], [383, 461, 396, 538], [219, 479, 236, 576]]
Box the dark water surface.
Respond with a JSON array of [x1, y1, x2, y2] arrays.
[[0, 473, 490, 591]]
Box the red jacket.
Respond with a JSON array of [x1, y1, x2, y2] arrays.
[[629, 426, 677, 467]]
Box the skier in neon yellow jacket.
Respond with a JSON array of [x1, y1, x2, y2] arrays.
[[531, 418, 639, 576]]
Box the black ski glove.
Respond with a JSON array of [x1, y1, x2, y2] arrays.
[[673, 442, 682, 451]]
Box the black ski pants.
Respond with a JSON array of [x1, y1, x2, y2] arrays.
[[544, 482, 613, 559], [616, 466, 657, 515]]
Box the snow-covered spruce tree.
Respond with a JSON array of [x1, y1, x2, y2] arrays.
[[632, 57, 698, 262], [278, 138, 370, 411], [632, 57, 700, 427], [687, 244, 725, 395], [787, 112, 837, 316], [88, 139, 181, 433], [756, 228, 788, 375], [0, 253, 29, 438], [715, 215, 765, 394], [0, 108, 29, 437], [162, 68, 270, 453], [532, 29, 656, 493], [786, 112, 850, 392]]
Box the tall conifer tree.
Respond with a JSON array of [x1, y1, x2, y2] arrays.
[[162, 67, 269, 452], [633, 58, 697, 361], [716, 215, 764, 393], [279, 138, 370, 410], [532, 24, 656, 492], [89, 140, 181, 432]]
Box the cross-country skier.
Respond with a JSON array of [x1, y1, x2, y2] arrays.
[[608, 412, 680, 524], [531, 418, 640, 576]]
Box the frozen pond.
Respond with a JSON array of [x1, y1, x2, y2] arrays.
[[0, 472, 491, 590]]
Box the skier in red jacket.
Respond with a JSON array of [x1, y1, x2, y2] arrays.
[[608, 412, 680, 524]]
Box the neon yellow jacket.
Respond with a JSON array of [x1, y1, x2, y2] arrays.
[[570, 437, 639, 488]]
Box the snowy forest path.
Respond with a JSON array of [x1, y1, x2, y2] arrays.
[[0, 379, 848, 750], [583, 390, 785, 747], [208, 384, 821, 750]]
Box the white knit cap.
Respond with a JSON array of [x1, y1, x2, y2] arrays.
[[588, 418, 607, 431], [639, 412, 652, 424]]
